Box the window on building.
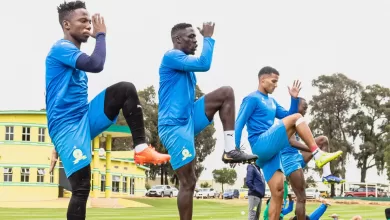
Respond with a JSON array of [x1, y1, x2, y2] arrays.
[[5, 126, 14, 141], [50, 172, 54, 183], [3, 168, 13, 182], [101, 175, 106, 192], [122, 176, 127, 193], [21, 168, 30, 182], [37, 168, 45, 183], [111, 175, 120, 192], [22, 127, 31, 141], [38, 128, 45, 142], [130, 178, 135, 195]]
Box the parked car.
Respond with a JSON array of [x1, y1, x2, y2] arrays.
[[344, 187, 383, 197], [171, 186, 178, 197], [240, 188, 249, 199], [223, 189, 239, 199], [196, 188, 216, 199], [146, 185, 174, 197], [305, 188, 316, 199], [320, 190, 329, 198]]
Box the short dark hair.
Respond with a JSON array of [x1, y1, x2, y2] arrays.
[[171, 23, 192, 37], [258, 66, 279, 78], [57, 1, 86, 27]]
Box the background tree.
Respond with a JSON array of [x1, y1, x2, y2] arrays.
[[212, 168, 237, 192], [309, 73, 362, 197], [305, 176, 317, 189], [348, 84, 390, 182], [200, 182, 211, 188]]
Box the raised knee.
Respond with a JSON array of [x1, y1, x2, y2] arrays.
[[220, 86, 234, 99], [318, 136, 329, 144], [292, 113, 303, 120], [117, 81, 136, 94]]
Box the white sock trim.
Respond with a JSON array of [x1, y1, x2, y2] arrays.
[[313, 149, 322, 160], [224, 130, 236, 152], [135, 143, 148, 153]]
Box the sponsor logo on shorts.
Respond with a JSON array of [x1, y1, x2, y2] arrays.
[[182, 147, 192, 161], [73, 147, 87, 164]]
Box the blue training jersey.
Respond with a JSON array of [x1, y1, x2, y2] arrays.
[[158, 37, 215, 126], [235, 91, 299, 148], [45, 39, 88, 139]]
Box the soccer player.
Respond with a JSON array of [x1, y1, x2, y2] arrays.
[[281, 97, 345, 219], [46, 1, 169, 219], [235, 66, 342, 219], [158, 22, 258, 220], [289, 199, 332, 220]]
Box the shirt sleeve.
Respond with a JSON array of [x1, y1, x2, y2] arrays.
[[235, 96, 257, 147], [275, 97, 299, 119], [51, 41, 83, 68], [163, 37, 215, 72], [309, 204, 327, 220], [245, 166, 255, 190], [281, 201, 294, 215], [75, 33, 106, 73]]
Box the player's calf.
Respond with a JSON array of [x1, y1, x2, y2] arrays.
[[267, 171, 284, 219]]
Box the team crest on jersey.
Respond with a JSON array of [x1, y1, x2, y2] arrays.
[[182, 147, 192, 161], [73, 147, 87, 164]]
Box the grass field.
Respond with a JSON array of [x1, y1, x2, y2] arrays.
[[0, 198, 385, 220]]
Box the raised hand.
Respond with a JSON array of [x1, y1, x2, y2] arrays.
[[197, 22, 215, 38], [288, 80, 302, 98], [90, 13, 106, 38], [49, 148, 58, 174]]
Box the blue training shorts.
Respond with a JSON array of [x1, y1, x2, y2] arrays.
[[53, 89, 117, 178], [251, 120, 290, 182], [281, 148, 307, 177], [159, 96, 212, 170], [252, 120, 290, 164], [257, 152, 284, 182]]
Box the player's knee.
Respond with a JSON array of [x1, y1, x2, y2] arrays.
[[291, 113, 305, 126], [116, 81, 137, 95], [317, 135, 329, 145], [271, 184, 284, 199], [72, 182, 90, 202], [181, 175, 197, 191], [219, 86, 234, 100], [295, 190, 306, 203]]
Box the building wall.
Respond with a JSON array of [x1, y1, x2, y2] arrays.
[[0, 112, 147, 201], [0, 113, 58, 201], [91, 157, 146, 197]]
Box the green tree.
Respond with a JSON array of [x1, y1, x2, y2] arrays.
[[305, 176, 317, 188], [309, 73, 362, 197], [212, 168, 237, 192], [200, 182, 211, 188], [348, 84, 390, 182]]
